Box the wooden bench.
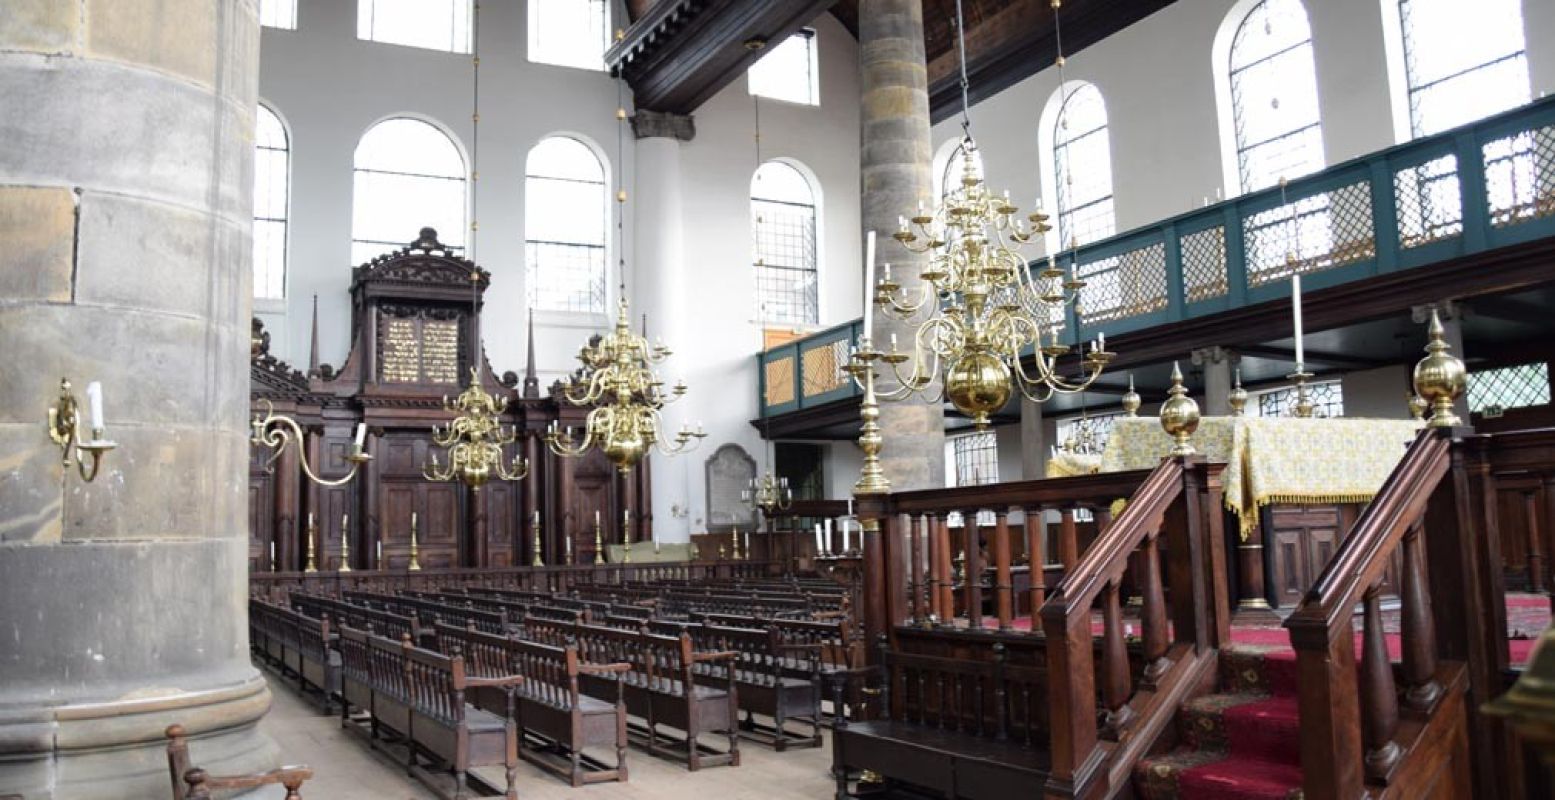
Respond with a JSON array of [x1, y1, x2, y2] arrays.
[[293, 592, 425, 646], [250, 599, 339, 713], [439, 622, 632, 786], [166, 723, 312, 799], [692, 623, 824, 751], [347, 626, 524, 799]]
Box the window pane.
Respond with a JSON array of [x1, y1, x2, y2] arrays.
[[529, 0, 608, 70], [1467, 362, 1550, 414], [351, 118, 467, 263], [253, 105, 289, 300], [358, 0, 472, 54], [526, 136, 607, 313], [1229, 0, 1324, 192], [949, 432, 999, 487], [260, 0, 297, 30], [1254, 380, 1343, 417], [748, 32, 818, 105], [752, 161, 818, 325], [1052, 83, 1116, 247], [1400, 0, 1529, 137]]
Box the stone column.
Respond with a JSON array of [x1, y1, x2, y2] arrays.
[[1193, 346, 1238, 417], [632, 110, 694, 542], [1020, 394, 1046, 479], [861, 0, 945, 491], [0, 2, 271, 797]]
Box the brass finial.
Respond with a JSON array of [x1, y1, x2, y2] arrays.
[[304, 513, 318, 573], [594, 521, 606, 565], [1229, 368, 1249, 417], [1412, 307, 1467, 428], [339, 514, 352, 573], [1159, 361, 1200, 457], [1408, 392, 1429, 420], [1121, 374, 1141, 417]]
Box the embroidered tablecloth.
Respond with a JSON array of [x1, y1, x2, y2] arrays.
[[1098, 416, 1423, 536], [1046, 451, 1102, 478]]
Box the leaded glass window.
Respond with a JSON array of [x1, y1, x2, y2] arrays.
[[748, 30, 819, 106], [254, 104, 289, 299], [529, 0, 609, 71], [358, 0, 472, 53], [752, 161, 819, 325], [526, 136, 607, 314], [1398, 0, 1529, 138], [352, 118, 468, 265], [1052, 82, 1115, 248], [1228, 0, 1325, 193], [260, 0, 297, 29], [1468, 362, 1550, 415], [1254, 380, 1344, 418], [949, 431, 999, 488], [1054, 412, 1124, 455]]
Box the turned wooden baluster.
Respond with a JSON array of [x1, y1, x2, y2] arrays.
[[1399, 522, 1441, 710], [1100, 579, 1134, 739], [965, 512, 984, 630], [1139, 532, 1170, 685], [1525, 490, 1546, 593], [909, 513, 925, 625], [993, 510, 1013, 630], [926, 513, 943, 623], [937, 516, 955, 624], [1360, 585, 1401, 779], [1057, 507, 1080, 574]]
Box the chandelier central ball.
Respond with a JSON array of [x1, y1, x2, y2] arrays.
[[946, 351, 1011, 429]]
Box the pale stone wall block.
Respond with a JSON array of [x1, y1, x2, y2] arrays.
[[0, 423, 64, 544], [0, 185, 76, 303], [0, 0, 80, 55], [84, 0, 219, 89]]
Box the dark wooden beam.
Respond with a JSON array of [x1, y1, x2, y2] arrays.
[[1469, 296, 1547, 327], [1236, 345, 1390, 370]]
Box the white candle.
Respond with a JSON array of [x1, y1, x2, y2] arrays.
[[815, 523, 824, 551], [863, 230, 877, 338], [1098, 332, 1105, 352], [376, 540, 382, 564], [269, 540, 276, 566], [841, 522, 850, 552], [847, 498, 853, 517], [354, 422, 366, 447], [1291, 273, 1305, 369], [890, 333, 898, 351], [824, 518, 832, 552], [533, 509, 540, 525], [411, 511, 417, 532], [595, 510, 601, 527], [86, 381, 104, 431]]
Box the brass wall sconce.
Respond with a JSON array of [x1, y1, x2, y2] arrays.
[[47, 378, 117, 482], [250, 400, 371, 486]]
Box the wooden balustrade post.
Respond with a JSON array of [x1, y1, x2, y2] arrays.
[[861, 504, 888, 661], [1361, 586, 1402, 779], [1100, 581, 1133, 739], [909, 514, 925, 625], [965, 514, 984, 630], [926, 513, 942, 624], [937, 516, 954, 626], [1523, 490, 1545, 593], [1058, 507, 1079, 573], [1025, 509, 1045, 614], [1400, 523, 1441, 711], [1042, 604, 1100, 797], [993, 511, 1013, 630], [1140, 533, 1169, 685]]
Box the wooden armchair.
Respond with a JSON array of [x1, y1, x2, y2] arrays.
[[166, 724, 313, 800]]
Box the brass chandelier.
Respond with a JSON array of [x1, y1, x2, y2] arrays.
[[547, 75, 706, 474], [423, 366, 530, 488], [744, 468, 793, 515]]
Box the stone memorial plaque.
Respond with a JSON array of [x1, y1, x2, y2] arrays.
[[705, 444, 757, 530]]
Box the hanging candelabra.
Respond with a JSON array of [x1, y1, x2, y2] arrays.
[[423, 367, 530, 488]]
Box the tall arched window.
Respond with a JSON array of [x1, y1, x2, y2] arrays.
[[751, 161, 819, 326], [253, 104, 289, 300], [1050, 82, 1115, 248], [1394, 0, 1529, 137], [1227, 0, 1325, 193], [525, 136, 607, 314], [358, 0, 472, 53], [528, 0, 609, 70], [351, 118, 467, 265]]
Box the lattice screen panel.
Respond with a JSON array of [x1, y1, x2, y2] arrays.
[[1076, 242, 1166, 325], [801, 339, 850, 400], [764, 357, 796, 407], [1181, 226, 1229, 302], [1484, 124, 1555, 228], [1467, 363, 1551, 414], [1255, 381, 1344, 418], [1394, 155, 1463, 249], [1245, 180, 1376, 288]]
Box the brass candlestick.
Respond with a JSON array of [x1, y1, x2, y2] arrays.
[[845, 341, 892, 495], [1228, 368, 1249, 417], [304, 513, 318, 573], [622, 510, 632, 563], [594, 521, 605, 565], [1159, 361, 1200, 457], [251, 401, 370, 486], [339, 514, 351, 572], [1288, 368, 1315, 418], [531, 515, 544, 567], [408, 512, 422, 572], [46, 378, 117, 482], [1121, 374, 1141, 417], [1413, 307, 1467, 428]]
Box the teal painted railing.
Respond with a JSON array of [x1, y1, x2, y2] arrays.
[[757, 97, 1555, 419]]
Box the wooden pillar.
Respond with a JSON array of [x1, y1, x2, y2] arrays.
[[275, 433, 299, 572], [1058, 507, 1079, 571], [964, 514, 983, 630], [994, 511, 1013, 629], [1025, 509, 1045, 614], [1524, 490, 1545, 592], [936, 516, 954, 624]]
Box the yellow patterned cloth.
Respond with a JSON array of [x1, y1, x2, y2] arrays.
[[1046, 451, 1102, 478], [1099, 416, 1423, 537]]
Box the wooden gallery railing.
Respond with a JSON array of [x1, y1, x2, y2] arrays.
[[249, 560, 782, 600], [1286, 427, 1528, 800]]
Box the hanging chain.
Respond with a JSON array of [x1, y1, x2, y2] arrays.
[[955, 0, 973, 141], [470, 1, 481, 260], [616, 74, 628, 295]]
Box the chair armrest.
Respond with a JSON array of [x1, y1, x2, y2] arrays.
[[466, 675, 526, 689], [578, 662, 632, 675], [194, 765, 314, 791]]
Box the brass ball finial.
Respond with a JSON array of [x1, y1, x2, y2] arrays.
[[1408, 392, 1429, 420], [1121, 373, 1141, 417], [1159, 361, 1200, 457], [1229, 368, 1249, 417], [1412, 306, 1467, 429]]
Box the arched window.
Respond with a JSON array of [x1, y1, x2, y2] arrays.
[[525, 136, 607, 314], [358, 0, 472, 54], [751, 161, 819, 326], [1394, 0, 1529, 137], [1050, 82, 1115, 248], [351, 118, 467, 265], [1227, 0, 1324, 193], [253, 104, 289, 300], [529, 0, 609, 70]]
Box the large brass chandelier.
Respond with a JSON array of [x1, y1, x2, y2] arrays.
[[865, 0, 1112, 430], [547, 75, 706, 474], [546, 297, 705, 472], [424, 366, 530, 488]]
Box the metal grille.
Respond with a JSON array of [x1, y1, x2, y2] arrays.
[[1181, 226, 1229, 302], [1394, 154, 1462, 248], [753, 199, 819, 325], [801, 339, 849, 399], [764, 357, 795, 407], [951, 432, 999, 487], [1255, 380, 1344, 418], [1467, 362, 1550, 415], [1244, 180, 1374, 287], [1484, 124, 1555, 229], [525, 241, 606, 313], [1076, 242, 1166, 325]]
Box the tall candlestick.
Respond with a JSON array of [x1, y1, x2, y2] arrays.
[[86, 381, 104, 431], [863, 230, 877, 337], [1291, 273, 1305, 369], [339, 513, 351, 573]]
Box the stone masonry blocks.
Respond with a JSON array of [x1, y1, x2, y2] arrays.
[[0, 185, 75, 303], [0, 0, 80, 55]]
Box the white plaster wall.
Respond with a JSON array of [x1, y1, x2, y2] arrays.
[[1341, 364, 1413, 419]]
